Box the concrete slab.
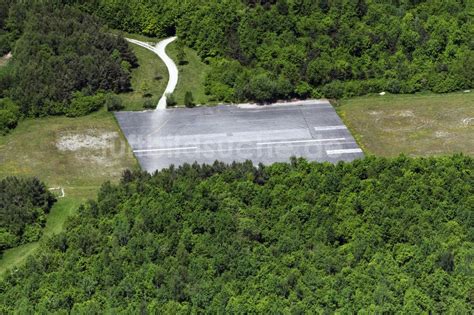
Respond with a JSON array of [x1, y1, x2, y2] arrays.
[[115, 101, 364, 172]]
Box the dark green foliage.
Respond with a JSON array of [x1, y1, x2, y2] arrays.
[[184, 91, 194, 107], [143, 99, 154, 109], [4, 4, 136, 117], [166, 93, 177, 106], [1, 156, 472, 313], [0, 98, 19, 135], [105, 94, 124, 112], [176, 41, 187, 66], [65, 93, 106, 117], [0, 176, 55, 252], [84, 0, 473, 101]]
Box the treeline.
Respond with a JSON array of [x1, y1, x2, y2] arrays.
[[82, 0, 473, 102], [1, 156, 472, 313], [0, 176, 55, 253], [0, 1, 136, 131]]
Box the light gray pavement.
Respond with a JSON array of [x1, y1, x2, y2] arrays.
[[125, 37, 178, 109], [115, 100, 364, 172]]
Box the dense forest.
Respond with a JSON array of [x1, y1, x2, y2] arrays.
[[1, 156, 472, 313], [79, 0, 473, 102], [0, 2, 136, 130], [0, 176, 55, 253], [1, 0, 472, 119]]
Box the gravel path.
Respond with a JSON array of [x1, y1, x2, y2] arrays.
[[125, 37, 178, 110]]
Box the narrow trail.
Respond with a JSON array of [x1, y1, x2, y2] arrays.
[[125, 37, 178, 110]]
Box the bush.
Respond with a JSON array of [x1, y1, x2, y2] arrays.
[[0, 98, 20, 134], [295, 82, 313, 99], [166, 93, 177, 106], [0, 109, 17, 134], [321, 80, 345, 99], [205, 81, 235, 102], [176, 42, 187, 65], [432, 74, 463, 93], [143, 99, 155, 109], [105, 94, 124, 111], [184, 91, 194, 107], [65, 92, 106, 117], [386, 79, 403, 94]]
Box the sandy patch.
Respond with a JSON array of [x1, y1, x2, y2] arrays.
[[461, 118, 473, 127], [0, 52, 12, 66], [56, 131, 118, 151], [435, 131, 450, 138], [368, 111, 381, 116], [396, 110, 415, 118]]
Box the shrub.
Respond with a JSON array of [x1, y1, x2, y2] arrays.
[[321, 80, 345, 99], [295, 82, 313, 99], [205, 81, 235, 102], [176, 42, 187, 65], [0, 98, 20, 134], [166, 93, 177, 106], [184, 91, 194, 107], [0, 109, 17, 135], [65, 92, 106, 117], [105, 94, 124, 111], [143, 99, 155, 109], [432, 74, 463, 93]]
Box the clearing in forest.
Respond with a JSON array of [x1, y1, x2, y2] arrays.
[[338, 92, 474, 156]]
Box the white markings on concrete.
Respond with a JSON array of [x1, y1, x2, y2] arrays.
[[134, 146, 197, 153], [314, 125, 347, 131], [257, 138, 346, 146], [326, 148, 363, 155], [133, 140, 356, 156]]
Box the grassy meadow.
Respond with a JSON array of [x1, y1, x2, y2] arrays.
[[0, 109, 138, 275], [118, 44, 169, 111], [338, 92, 474, 157], [167, 42, 212, 106]]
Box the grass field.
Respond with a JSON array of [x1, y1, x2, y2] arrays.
[[167, 42, 212, 105], [116, 32, 212, 108], [118, 44, 169, 111], [0, 109, 138, 275], [338, 92, 474, 156]]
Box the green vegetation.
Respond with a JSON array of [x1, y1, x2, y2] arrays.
[[0, 1, 15, 56], [0, 98, 19, 135], [82, 0, 472, 103], [0, 110, 137, 199], [117, 43, 169, 111], [184, 91, 194, 108], [167, 42, 211, 105], [0, 109, 137, 274], [0, 196, 83, 276], [1, 156, 473, 313], [0, 2, 136, 123], [338, 92, 474, 156], [0, 176, 55, 252]]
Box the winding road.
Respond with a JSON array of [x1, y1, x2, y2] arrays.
[[125, 37, 178, 110]]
